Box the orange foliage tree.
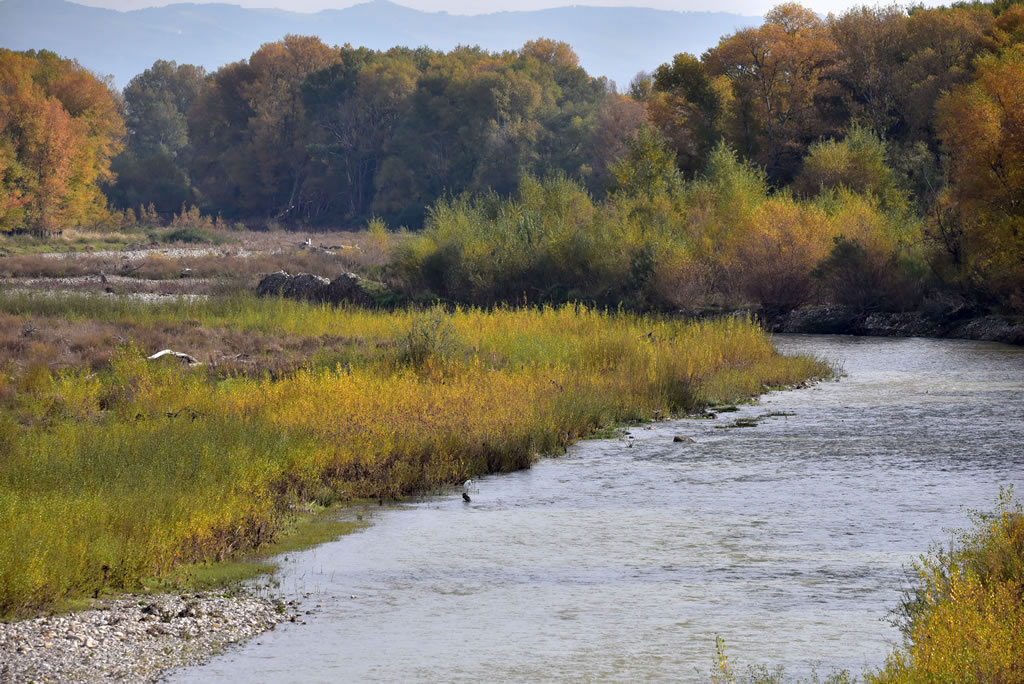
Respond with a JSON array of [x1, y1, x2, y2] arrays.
[[0, 49, 124, 234]]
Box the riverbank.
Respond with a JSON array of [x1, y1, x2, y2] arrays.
[[766, 306, 1024, 345], [0, 591, 300, 682], [0, 297, 830, 620]]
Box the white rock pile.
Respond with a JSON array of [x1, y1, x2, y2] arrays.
[[0, 592, 301, 682]]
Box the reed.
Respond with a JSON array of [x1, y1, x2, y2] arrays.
[[0, 295, 829, 618]]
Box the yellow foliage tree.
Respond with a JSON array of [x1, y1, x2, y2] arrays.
[[935, 44, 1024, 309]]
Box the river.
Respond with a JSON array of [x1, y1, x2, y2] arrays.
[[173, 335, 1024, 681]]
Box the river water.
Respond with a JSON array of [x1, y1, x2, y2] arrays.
[[173, 335, 1024, 682]]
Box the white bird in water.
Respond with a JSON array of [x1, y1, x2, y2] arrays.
[[462, 479, 475, 502]]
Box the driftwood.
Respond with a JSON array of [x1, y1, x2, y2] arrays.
[[147, 349, 201, 366]]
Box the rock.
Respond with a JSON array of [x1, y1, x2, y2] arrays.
[[256, 270, 397, 308], [672, 435, 695, 443], [776, 306, 860, 334], [177, 602, 199, 619], [951, 316, 1024, 346], [255, 271, 292, 297], [761, 302, 1023, 346], [0, 588, 299, 681], [319, 272, 377, 306], [862, 312, 934, 337], [283, 273, 330, 300]]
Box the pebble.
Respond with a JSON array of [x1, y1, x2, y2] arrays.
[[0, 591, 301, 682]]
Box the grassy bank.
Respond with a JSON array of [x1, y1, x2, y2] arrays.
[[0, 295, 829, 618]]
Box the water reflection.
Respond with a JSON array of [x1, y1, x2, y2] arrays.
[[174, 335, 1024, 681]]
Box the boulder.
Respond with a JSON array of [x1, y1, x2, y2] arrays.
[[283, 273, 330, 300], [862, 312, 935, 338], [320, 272, 377, 306], [256, 271, 292, 297], [256, 270, 398, 308]]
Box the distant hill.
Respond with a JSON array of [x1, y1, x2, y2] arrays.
[[0, 0, 760, 89]]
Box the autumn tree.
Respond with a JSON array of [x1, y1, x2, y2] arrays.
[[934, 44, 1024, 309], [189, 35, 341, 220], [793, 124, 905, 210], [0, 49, 124, 234], [731, 196, 831, 311], [827, 5, 909, 137], [896, 6, 995, 143], [520, 37, 580, 69], [704, 3, 840, 183], [648, 53, 722, 175]]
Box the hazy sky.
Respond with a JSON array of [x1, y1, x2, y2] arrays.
[[72, 0, 942, 18]]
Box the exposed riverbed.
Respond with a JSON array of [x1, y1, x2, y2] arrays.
[[172, 335, 1024, 681]]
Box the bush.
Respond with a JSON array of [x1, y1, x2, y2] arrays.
[[872, 488, 1024, 682], [396, 309, 464, 369], [157, 227, 223, 245]]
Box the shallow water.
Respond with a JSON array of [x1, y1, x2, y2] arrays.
[[173, 335, 1024, 682]]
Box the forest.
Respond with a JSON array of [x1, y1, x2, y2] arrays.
[[2, 1, 1023, 316]]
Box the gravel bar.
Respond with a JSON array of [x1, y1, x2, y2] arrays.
[[0, 592, 302, 682]]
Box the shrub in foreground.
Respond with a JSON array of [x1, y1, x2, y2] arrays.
[[870, 488, 1024, 682]]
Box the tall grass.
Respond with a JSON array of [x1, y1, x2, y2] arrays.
[[0, 295, 829, 618]]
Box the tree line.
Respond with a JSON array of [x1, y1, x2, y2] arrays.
[[1, 1, 1022, 313], [109, 36, 638, 229]]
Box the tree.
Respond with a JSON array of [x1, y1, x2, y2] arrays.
[[303, 48, 417, 222], [704, 3, 841, 182], [372, 41, 608, 227], [189, 36, 341, 220], [123, 60, 206, 154], [520, 38, 580, 68], [0, 49, 124, 234], [793, 124, 905, 210], [582, 93, 647, 192], [894, 6, 995, 144], [732, 196, 831, 311], [934, 44, 1024, 308], [106, 60, 206, 215], [828, 6, 909, 137], [649, 53, 722, 175], [610, 124, 682, 203]]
